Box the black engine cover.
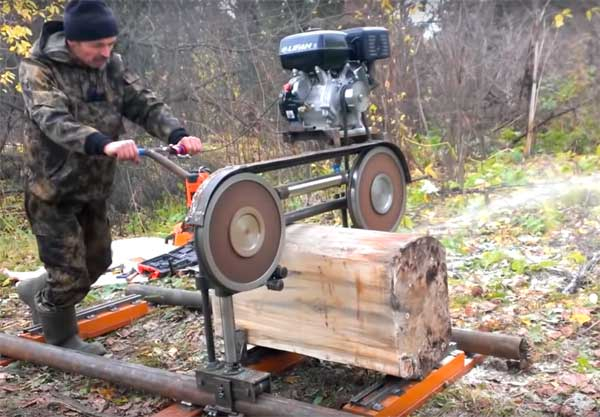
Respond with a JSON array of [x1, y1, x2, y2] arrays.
[[344, 27, 390, 62], [279, 30, 350, 72]]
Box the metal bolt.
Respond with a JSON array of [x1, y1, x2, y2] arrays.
[[372, 403, 384, 411]]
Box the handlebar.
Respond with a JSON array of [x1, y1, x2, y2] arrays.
[[137, 146, 193, 180], [138, 144, 188, 157]]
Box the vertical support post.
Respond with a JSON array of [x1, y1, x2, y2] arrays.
[[195, 272, 217, 366], [219, 295, 239, 369]]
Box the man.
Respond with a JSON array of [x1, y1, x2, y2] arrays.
[[17, 0, 202, 355]]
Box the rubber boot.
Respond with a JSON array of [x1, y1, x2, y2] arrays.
[[39, 306, 106, 355], [16, 273, 47, 325]]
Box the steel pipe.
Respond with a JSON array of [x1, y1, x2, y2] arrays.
[[219, 295, 238, 365], [125, 285, 204, 309], [0, 333, 356, 417], [142, 149, 191, 180], [276, 172, 347, 199], [451, 328, 531, 364], [285, 198, 346, 225]]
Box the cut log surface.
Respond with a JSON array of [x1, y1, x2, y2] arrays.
[[215, 224, 451, 379]]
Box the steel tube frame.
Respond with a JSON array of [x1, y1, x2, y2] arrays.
[[142, 149, 192, 180], [219, 295, 238, 365], [285, 197, 346, 225], [276, 172, 348, 199], [0, 333, 356, 417]]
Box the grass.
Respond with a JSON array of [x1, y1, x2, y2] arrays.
[[0, 195, 38, 273]]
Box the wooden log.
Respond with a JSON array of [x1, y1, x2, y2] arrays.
[[214, 224, 451, 379]]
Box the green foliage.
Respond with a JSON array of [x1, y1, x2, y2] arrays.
[[538, 125, 598, 154], [527, 323, 546, 344], [408, 130, 451, 169], [511, 204, 562, 236], [515, 214, 546, 235], [0, 194, 38, 271], [498, 128, 521, 144], [574, 354, 599, 373], [540, 76, 582, 112], [123, 196, 186, 237], [577, 155, 600, 173], [440, 233, 468, 256], [463, 151, 528, 190], [480, 250, 508, 268]]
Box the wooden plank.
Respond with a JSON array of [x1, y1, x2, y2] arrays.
[[215, 224, 451, 379]]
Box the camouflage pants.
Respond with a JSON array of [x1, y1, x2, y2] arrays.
[[25, 191, 112, 311]]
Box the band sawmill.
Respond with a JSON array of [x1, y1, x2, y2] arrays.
[[0, 27, 530, 417]]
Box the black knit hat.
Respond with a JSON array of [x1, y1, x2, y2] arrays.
[[64, 0, 118, 41]]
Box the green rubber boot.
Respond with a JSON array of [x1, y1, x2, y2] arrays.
[[39, 306, 106, 355], [16, 273, 47, 325]]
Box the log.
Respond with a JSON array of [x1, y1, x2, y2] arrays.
[[123, 287, 533, 364], [214, 224, 451, 379]]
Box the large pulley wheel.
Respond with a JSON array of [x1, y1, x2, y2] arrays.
[[195, 173, 285, 293], [347, 146, 407, 231]]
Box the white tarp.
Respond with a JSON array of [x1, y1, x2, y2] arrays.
[[2, 237, 175, 287]]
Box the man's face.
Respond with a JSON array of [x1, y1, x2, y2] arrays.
[[67, 36, 117, 69]]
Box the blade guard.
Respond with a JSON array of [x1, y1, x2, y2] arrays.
[[186, 168, 285, 294]]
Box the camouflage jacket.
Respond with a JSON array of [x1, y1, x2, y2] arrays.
[[19, 21, 188, 202]]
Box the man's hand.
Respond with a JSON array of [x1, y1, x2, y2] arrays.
[[177, 136, 202, 155], [103, 140, 140, 162]]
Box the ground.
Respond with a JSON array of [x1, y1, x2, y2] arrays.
[[0, 153, 599, 417]]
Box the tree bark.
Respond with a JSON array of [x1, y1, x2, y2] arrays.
[[214, 224, 451, 379]]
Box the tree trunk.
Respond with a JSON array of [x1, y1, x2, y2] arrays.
[[214, 224, 451, 379], [525, 38, 540, 156]]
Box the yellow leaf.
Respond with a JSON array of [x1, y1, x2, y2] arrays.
[[586, 10, 593, 20], [407, 4, 419, 16], [554, 14, 565, 28], [566, 251, 586, 265], [381, 0, 393, 14], [424, 163, 438, 179], [570, 312, 591, 326], [401, 215, 414, 229], [0, 70, 15, 85]]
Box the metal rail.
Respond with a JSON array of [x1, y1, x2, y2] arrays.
[[23, 294, 143, 334], [0, 334, 357, 417]]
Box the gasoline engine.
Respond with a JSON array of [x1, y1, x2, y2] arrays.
[[278, 27, 390, 143]]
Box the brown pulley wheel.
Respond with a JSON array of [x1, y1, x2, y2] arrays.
[[196, 173, 284, 293], [347, 146, 407, 231]]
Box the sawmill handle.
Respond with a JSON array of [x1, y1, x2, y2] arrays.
[[137, 146, 193, 180]]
